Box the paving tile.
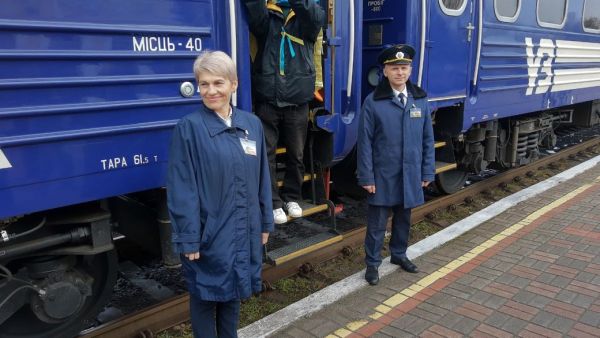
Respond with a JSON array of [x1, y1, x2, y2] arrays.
[[388, 314, 431, 335], [494, 273, 517, 285], [475, 323, 513, 338], [483, 294, 509, 310], [575, 271, 597, 284], [500, 316, 528, 334], [407, 307, 444, 323], [425, 293, 462, 311], [554, 289, 578, 304], [484, 281, 519, 298], [390, 313, 418, 334], [506, 276, 531, 289], [270, 333, 298, 338], [579, 310, 600, 328], [571, 322, 600, 337], [308, 320, 342, 337], [294, 316, 328, 332], [379, 324, 413, 338], [469, 290, 492, 304], [449, 316, 479, 334], [519, 323, 563, 338], [571, 293, 596, 308], [483, 312, 511, 329], [282, 327, 316, 338], [547, 314, 576, 334], [548, 275, 572, 289], [425, 324, 462, 338]]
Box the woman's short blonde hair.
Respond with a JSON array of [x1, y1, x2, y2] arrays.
[[193, 50, 238, 83]]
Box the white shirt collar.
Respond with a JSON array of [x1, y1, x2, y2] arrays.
[[392, 87, 408, 99], [392, 87, 408, 106], [216, 107, 233, 127]]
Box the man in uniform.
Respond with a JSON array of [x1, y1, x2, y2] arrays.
[[357, 45, 435, 285]]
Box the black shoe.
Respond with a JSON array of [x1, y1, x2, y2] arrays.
[[390, 256, 419, 273], [365, 266, 379, 285]]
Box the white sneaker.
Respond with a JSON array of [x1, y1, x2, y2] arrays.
[[273, 208, 287, 224], [285, 202, 303, 218]]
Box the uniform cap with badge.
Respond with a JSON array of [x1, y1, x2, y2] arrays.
[[377, 44, 416, 66]]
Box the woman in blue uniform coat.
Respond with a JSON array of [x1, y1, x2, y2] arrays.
[[167, 50, 274, 338], [357, 45, 435, 285]]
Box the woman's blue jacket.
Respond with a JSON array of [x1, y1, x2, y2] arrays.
[[167, 103, 274, 301]]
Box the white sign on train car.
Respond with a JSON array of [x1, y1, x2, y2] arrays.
[[132, 36, 203, 52]]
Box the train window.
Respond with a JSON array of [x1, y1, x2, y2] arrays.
[[583, 0, 600, 32], [495, 0, 521, 22], [439, 0, 467, 16], [537, 0, 568, 28]]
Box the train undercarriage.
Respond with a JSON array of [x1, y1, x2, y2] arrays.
[[0, 211, 118, 338], [0, 194, 176, 338], [435, 100, 600, 194]]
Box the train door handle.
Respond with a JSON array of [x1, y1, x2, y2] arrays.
[[466, 23, 475, 42]]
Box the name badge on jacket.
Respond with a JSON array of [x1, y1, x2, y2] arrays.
[[240, 138, 257, 156], [409, 107, 422, 118]]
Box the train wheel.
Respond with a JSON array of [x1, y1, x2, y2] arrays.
[[435, 169, 469, 194], [0, 250, 118, 338]]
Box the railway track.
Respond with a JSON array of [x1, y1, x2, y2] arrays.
[[79, 137, 600, 338]]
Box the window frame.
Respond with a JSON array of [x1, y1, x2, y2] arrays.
[[438, 0, 468, 17], [494, 0, 521, 23], [583, 0, 600, 33], [536, 0, 569, 29]]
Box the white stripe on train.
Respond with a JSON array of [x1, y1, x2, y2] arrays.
[[526, 37, 600, 95]]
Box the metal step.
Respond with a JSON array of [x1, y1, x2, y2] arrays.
[[276, 173, 317, 187], [285, 201, 328, 222], [435, 161, 457, 174], [266, 219, 342, 265]]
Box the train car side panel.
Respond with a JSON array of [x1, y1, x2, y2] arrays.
[[0, 0, 249, 219]]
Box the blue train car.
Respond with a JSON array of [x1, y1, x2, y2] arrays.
[[0, 0, 362, 336], [362, 0, 600, 193], [0, 0, 253, 220]]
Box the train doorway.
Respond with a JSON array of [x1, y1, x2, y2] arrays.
[[425, 0, 475, 100]]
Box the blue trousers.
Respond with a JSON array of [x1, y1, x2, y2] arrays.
[[190, 295, 240, 338], [365, 205, 411, 267]]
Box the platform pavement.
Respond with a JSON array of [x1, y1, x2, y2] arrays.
[[239, 156, 600, 338]]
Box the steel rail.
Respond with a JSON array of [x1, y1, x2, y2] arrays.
[[80, 136, 600, 338], [79, 294, 190, 338]]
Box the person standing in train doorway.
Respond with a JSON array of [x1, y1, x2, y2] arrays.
[[167, 51, 273, 338], [357, 45, 435, 285], [241, 0, 325, 225]]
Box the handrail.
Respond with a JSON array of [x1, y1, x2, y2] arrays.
[[229, 0, 238, 106], [346, 0, 355, 100], [473, 0, 483, 86], [418, 0, 427, 86]]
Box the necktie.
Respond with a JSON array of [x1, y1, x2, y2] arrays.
[[398, 93, 406, 108]]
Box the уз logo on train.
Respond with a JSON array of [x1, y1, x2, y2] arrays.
[[526, 37, 600, 96]]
